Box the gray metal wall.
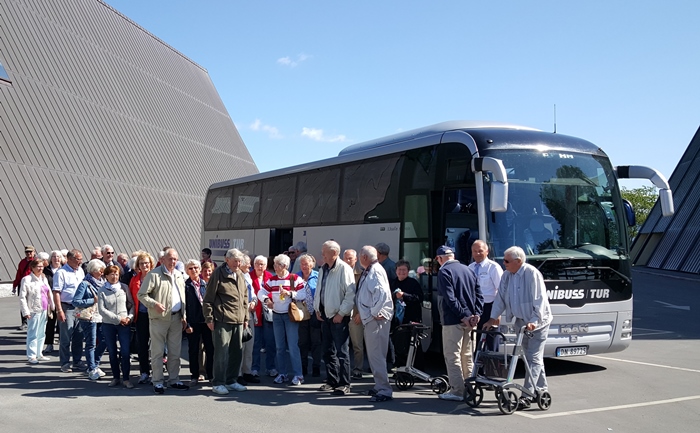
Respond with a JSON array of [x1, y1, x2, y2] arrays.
[[0, 0, 258, 281], [632, 126, 700, 274]]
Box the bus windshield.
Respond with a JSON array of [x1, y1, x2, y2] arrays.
[[485, 150, 628, 260]]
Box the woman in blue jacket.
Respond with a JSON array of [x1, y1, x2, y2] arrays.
[[73, 259, 108, 381]]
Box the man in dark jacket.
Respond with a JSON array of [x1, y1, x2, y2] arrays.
[[184, 260, 214, 385], [435, 245, 483, 401], [203, 248, 249, 395]]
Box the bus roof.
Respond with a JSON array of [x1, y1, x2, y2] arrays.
[[208, 120, 600, 191]]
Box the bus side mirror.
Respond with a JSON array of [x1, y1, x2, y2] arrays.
[[616, 165, 674, 217], [473, 157, 508, 212], [658, 188, 674, 217], [622, 199, 636, 227]]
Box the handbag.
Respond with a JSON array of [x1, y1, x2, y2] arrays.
[[74, 305, 97, 321], [289, 300, 310, 322], [242, 325, 253, 343]]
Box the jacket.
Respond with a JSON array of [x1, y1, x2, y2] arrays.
[[13, 258, 33, 290], [355, 262, 393, 325], [137, 265, 187, 322], [437, 260, 483, 326], [98, 283, 135, 325], [202, 265, 248, 325], [314, 259, 356, 319], [250, 269, 272, 326], [19, 273, 55, 317], [185, 277, 207, 327]]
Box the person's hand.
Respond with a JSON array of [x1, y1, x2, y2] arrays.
[[24, 315, 31, 320], [58, 310, 66, 323], [332, 313, 343, 324], [375, 315, 384, 321], [181, 318, 188, 330], [316, 311, 323, 321], [119, 317, 130, 326], [395, 290, 403, 299], [248, 302, 256, 312], [93, 296, 98, 304], [265, 299, 273, 309], [526, 322, 536, 331], [207, 322, 214, 331], [353, 314, 361, 325], [482, 318, 499, 330], [155, 303, 166, 313], [468, 315, 480, 327], [185, 326, 193, 334]]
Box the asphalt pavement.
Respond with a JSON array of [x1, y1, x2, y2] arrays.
[[0, 267, 698, 433]]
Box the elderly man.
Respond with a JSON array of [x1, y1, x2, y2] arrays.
[[53, 249, 87, 372], [469, 240, 503, 350], [290, 241, 307, 274], [435, 245, 483, 401], [13, 245, 36, 330], [314, 240, 356, 395], [483, 246, 552, 409], [356, 246, 393, 402], [375, 243, 396, 282], [203, 248, 249, 395], [343, 249, 365, 380], [138, 248, 189, 394], [102, 244, 124, 274]]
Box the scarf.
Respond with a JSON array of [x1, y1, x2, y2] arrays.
[[105, 281, 121, 293], [84, 273, 105, 294]]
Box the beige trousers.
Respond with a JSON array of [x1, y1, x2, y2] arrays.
[[441, 323, 474, 395]]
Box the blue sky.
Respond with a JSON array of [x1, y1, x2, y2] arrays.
[[107, 0, 699, 189]]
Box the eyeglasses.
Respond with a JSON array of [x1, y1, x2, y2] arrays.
[[503, 259, 511, 264], [105, 251, 115, 255], [188, 267, 201, 271]]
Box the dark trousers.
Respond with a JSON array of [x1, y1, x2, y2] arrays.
[[476, 302, 499, 352], [45, 308, 57, 345], [135, 310, 151, 374], [188, 323, 214, 379], [321, 315, 351, 387], [102, 323, 131, 380], [298, 315, 322, 373]]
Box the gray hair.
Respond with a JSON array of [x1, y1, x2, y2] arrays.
[[298, 253, 316, 266], [86, 259, 107, 274], [101, 244, 114, 254], [360, 245, 378, 262], [295, 241, 307, 253], [38, 252, 50, 261], [225, 248, 244, 260], [274, 253, 290, 269], [50, 250, 63, 259], [117, 253, 129, 262], [128, 256, 138, 270], [185, 259, 200, 268], [343, 249, 357, 258], [254, 255, 268, 266], [243, 254, 251, 265], [322, 240, 341, 256], [375, 242, 390, 256], [504, 246, 526, 263]]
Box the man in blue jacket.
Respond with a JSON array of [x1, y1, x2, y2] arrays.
[[435, 245, 483, 401]]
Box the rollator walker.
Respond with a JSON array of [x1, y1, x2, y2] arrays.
[[392, 323, 449, 394], [464, 326, 553, 415]]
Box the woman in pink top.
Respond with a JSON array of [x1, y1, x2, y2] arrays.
[[19, 259, 55, 364]]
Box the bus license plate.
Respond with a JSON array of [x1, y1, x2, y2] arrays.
[[556, 346, 588, 357]]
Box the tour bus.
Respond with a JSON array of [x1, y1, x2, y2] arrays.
[[201, 121, 674, 357]]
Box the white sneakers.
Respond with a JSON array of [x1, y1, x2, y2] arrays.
[[212, 385, 229, 395], [225, 382, 248, 392], [95, 367, 106, 377], [28, 358, 38, 364], [273, 374, 287, 384], [88, 369, 101, 380], [438, 392, 463, 402], [291, 376, 304, 385]]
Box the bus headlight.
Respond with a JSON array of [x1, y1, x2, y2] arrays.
[[621, 332, 632, 339], [622, 319, 632, 330]]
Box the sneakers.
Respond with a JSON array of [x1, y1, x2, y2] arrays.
[[225, 382, 247, 392], [333, 385, 351, 395], [369, 394, 393, 402], [212, 385, 229, 395], [28, 358, 38, 364], [438, 392, 463, 402], [153, 384, 165, 394], [517, 397, 532, 410], [251, 370, 259, 377], [73, 362, 88, 372], [95, 367, 107, 377], [138, 373, 151, 384], [88, 369, 101, 380], [170, 382, 190, 390], [108, 379, 121, 387], [123, 380, 134, 389], [318, 383, 336, 391], [61, 363, 72, 373], [273, 374, 287, 384], [291, 375, 304, 385], [44, 344, 54, 353], [268, 369, 278, 377], [37, 356, 51, 361]]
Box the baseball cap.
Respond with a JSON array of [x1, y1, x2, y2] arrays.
[[24, 245, 35, 253], [436, 245, 454, 256]]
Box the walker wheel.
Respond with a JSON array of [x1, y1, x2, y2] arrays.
[[537, 391, 552, 410], [394, 372, 415, 390], [498, 390, 518, 415], [430, 376, 449, 394], [463, 382, 484, 407]]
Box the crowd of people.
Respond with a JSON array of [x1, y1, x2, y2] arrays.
[[13, 239, 551, 408]]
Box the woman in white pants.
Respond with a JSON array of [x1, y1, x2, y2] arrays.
[[19, 259, 55, 364]]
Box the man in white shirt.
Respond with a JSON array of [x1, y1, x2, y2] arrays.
[[53, 249, 86, 372], [469, 240, 503, 350]]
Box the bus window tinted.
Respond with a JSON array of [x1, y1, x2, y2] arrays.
[[296, 169, 340, 225], [260, 176, 296, 227], [204, 187, 232, 230]]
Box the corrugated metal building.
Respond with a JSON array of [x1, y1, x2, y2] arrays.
[[0, 0, 257, 281], [631, 126, 700, 274]]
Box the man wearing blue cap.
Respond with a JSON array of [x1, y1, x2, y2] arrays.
[[435, 245, 483, 401]]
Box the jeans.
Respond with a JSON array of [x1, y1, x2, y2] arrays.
[[80, 321, 106, 371], [58, 303, 83, 366], [26, 310, 48, 359], [298, 314, 322, 373], [273, 313, 303, 378], [252, 320, 276, 372], [212, 322, 243, 387], [321, 315, 351, 386], [102, 323, 131, 380]]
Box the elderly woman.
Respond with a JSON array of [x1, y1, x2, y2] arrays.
[[42, 250, 63, 354], [296, 253, 322, 377], [130, 252, 155, 384], [257, 254, 307, 385], [250, 255, 275, 377], [20, 258, 55, 364], [73, 259, 107, 381], [184, 259, 214, 385], [98, 265, 135, 388], [390, 259, 425, 368]]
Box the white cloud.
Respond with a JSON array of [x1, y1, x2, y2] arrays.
[[301, 127, 347, 143], [250, 119, 282, 139], [277, 53, 311, 68]]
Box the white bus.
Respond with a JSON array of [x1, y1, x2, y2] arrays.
[[201, 121, 674, 357]]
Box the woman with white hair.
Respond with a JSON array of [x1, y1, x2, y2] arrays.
[[257, 254, 307, 385], [42, 250, 63, 354], [250, 255, 276, 377], [19, 258, 54, 364], [73, 259, 108, 381]]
